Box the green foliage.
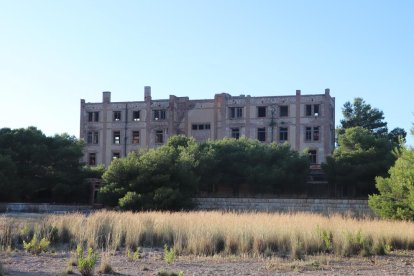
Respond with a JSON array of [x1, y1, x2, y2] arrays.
[[126, 247, 141, 261], [323, 127, 395, 197], [99, 135, 309, 210], [23, 236, 50, 255], [0, 127, 87, 203], [339, 97, 388, 136], [316, 225, 333, 252], [164, 244, 177, 264], [77, 245, 97, 276], [369, 145, 414, 220]]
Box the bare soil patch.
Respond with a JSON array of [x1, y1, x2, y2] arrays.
[[1, 249, 413, 275]]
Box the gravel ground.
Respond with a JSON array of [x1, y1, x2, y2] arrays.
[[1, 249, 413, 275]]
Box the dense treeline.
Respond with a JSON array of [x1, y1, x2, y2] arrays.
[[98, 136, 310, 211], [322, 98, 406, 198], [0, 127, 92, 203]]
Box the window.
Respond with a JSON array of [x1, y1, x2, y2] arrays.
[[132, 131, 140, 144], [88, 153, 96, 166], [112, 152, 120, 160], [279, 127, 288, 142], [309, 150, 317, 164], [305, 104, 320, 117], [87, 112, 99, 122], [192, 123, 211, 130], [229, 107, 243, 119], [280, 105, 288, 117], [113, 111, 121, 121], [155, 130, 164, 144], [257, 128, 266, 142], [133, 111, 141, 121], [313, 126, 320, 141], [87, 131, 99, 144], [153, 109, 166, 120], [305, 127, 312, 141], [231, 128, 240, 139], [113, 131, 121, 144], [257, 106, 266, 118]]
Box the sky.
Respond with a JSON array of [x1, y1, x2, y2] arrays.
[[0, 0, 413, 145]]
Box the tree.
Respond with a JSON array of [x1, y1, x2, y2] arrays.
[[368, 145, 414, 220], [339, 98, 388, 136], [323, 127, 395, 197]]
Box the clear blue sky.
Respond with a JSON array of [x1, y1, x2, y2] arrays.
[[1, 0, 413, 145]]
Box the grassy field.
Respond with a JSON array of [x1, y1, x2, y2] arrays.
[[1, 211, 414, 259]]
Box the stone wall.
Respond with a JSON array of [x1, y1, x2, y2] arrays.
[[0, 203, 93, 214], [194, 198, 373, 216]]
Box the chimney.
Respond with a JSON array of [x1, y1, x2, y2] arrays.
[[144, 86, 151, 101], [296, 90, 301, 95], [325, 88, 330, 95], [102, 91, 111, 103]]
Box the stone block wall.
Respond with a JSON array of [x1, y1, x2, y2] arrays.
[[194, 198, 373, 216]]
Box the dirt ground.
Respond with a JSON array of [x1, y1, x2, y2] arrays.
[[1, 249, 413, 275]]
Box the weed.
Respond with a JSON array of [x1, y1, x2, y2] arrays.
[[157, 270, 184, 276], [126, 247, 141, 261], [164, 244, 177, 264], [77, 245, 97, 276], [23, 236, 50, 255], [316, 225, 333, 252]]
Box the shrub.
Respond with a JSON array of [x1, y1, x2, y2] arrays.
[[164, 244, 177, 264], [126, 247, 141, 261], [316, 225, 333, 253], [98, 253, 114, 274], [23, 236, 50, 255], [77, 245, 97, 276], [119, 192, 142, 211]]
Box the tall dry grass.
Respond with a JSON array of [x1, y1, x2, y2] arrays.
[[1, 211, 414, 258]]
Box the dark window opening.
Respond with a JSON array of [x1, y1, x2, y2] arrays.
[[309, 150, 317, 164], [279, 127, 288, 142], [112, 152, 120, 160], [205, 124, 211, 130], [155, 130, 164, 144], [257, 128, 266, 142], [306, 105, 312, 116], [132, 131, 140, 144], [88, 153, 96, 166], [314, 104, 320, 116], [229, 107, 243, 119], [87, 131, 99, 144], [113, 111, 121, 121], [192, 124, 198, 130], [88, 112, 99, 122], [113, 131, 121, 144], [280, 105, 288, 117], [231, 128, 240, 139], [257, 106, 266, 118], [153, 110, 166, 120], [133, 111, 141, 121], [305, 127, 312, 141], [313, 126, 320, 141]]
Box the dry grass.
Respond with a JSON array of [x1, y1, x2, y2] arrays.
[[2, 211, 414, 258]]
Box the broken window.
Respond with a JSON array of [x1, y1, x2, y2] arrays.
[[305, 105, 312, 116], [113, 111, 121, 121], [87, 131, 99, 144], [88, 153, 96, 166], [133, 111, 141, 121], [309, 150, 317, 164], [305, 127, 312, 141], [229, 107, 243, 119], [132, 131, 140, 144], [257, 106, 266, 118], [112, 152, 120, 160], [155, 130, 164, 144], [153, 110, 166, 120], [313, 126, 320, 141], [305, 104, 320, 117], [192, 123, 211, 130], [279, 127, 288, 142], [279, 105, 288, 117], [87, 112, 99, 122], [257, 127, 266, 142], [113, 131, 121, 144], [231, 128, 240, 139]]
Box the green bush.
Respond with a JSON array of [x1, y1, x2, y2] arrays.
[[119, 191, 142, 211], [77, 245, 97, 276], [164, 244, 177, 264], [23, 236, 50, 255]]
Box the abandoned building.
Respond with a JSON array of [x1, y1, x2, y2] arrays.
[[80, 87, 335, 167]]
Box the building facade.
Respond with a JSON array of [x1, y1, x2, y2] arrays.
[[80, 87, 335, 167]]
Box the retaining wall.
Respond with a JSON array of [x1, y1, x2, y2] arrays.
[[194, 198, 373, 215], [0, 203, 93, 214]]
